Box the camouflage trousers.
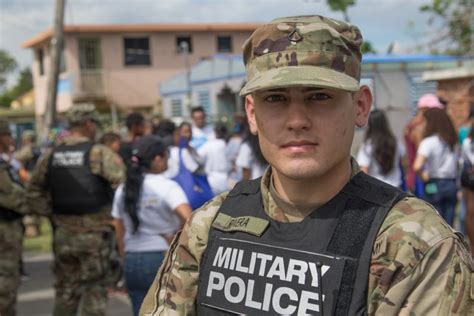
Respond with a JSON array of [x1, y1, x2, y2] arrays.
[[52, 226, 121, 316], [0, 219, 23, 316]]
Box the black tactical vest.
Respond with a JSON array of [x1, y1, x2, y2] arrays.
[[48, 142, 112, 215], [197, 172, 408, 315], [0, 158, 24, 221]]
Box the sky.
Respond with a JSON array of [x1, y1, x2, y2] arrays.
[[0, 0, 434, 86]]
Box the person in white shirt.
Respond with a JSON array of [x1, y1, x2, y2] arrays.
[[112, 135, 192, 316], [414, 108, 458, 226], [357, 109, 406, 188], [236, 133, 268, 180], [163, 121, 205, 179], [197, 123, 230, 194], [189, 106, 215, 149]]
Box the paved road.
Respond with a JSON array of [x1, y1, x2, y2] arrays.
[[17, 252, 132, 316]]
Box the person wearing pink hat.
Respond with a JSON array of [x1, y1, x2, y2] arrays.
[[417, 93, 445, 109], [404, 93, 445, 196]]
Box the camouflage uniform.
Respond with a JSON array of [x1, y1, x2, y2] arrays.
[[0, 120, 28, 316], [26, 105, 125, 316], [141, 15, 474, 315], [141, 162, 474, 315]]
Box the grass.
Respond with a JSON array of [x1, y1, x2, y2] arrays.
[[23, 218, 53, 253]]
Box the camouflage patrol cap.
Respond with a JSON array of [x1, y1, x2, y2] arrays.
[[240, 15, 363, 96], [0, 119, 10, 134], [66, 103, 101, 125]]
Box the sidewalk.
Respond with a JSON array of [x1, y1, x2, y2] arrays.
[[17, 252, 132, 316]]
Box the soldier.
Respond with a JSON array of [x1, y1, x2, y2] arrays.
[[140, 15, 473, 315], [15, 130, 42, 237], [0, 119, 28, 316], [26, 104, 125, 316]]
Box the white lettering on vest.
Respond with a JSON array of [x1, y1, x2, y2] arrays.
[[235, 249, 248, 273], [257, 253, 273, 276], [262, 283, 273, 311], [298, 290, 320, 315], [212, 246, 232, 269], [245, 279, 261, 309], [272, 287, 298, 314], [52, 151, 85, 167], [267, 256, 286, 281], [206, 271, 225, 297], [229, 248, 238, 270], [224, 276, 245, 303], [308, 262, 330, 287], [286, 259, 308, 285]]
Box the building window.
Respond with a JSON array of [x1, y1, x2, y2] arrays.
[[198, 90, 211, 116], [217, 36, 232, 53], [171, 99, 183, 117], [37, 48, 44, 76], [176, 36, 192, 54], [124, 37, 150, 66]]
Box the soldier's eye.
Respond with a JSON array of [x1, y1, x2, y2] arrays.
[[308, 93, 331, 101], [264, 94, 286, 103]]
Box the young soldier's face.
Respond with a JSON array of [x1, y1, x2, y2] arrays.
[[245, 86, 372, 181]]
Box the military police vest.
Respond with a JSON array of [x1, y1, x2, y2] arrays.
[[197, 172, 408, 315], [48, 141, 112, 215], [0, 158, 24, 221]]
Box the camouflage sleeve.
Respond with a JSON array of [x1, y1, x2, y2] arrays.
[[140, 193, 229, 316], [89, 144, 125, 187], [368, 197, 474, 315], [0, 167, 26, 213], [14, 146, 32, 165], [25, 150, 52, 216]]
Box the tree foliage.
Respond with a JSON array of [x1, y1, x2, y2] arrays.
[[0, 49, 17, 90], [0, 68, 33, 108], [327, 0, 355, 22], [420, 0, 473, 55]]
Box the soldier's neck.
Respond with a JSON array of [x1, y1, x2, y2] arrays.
[[271, 160, 351, 207]]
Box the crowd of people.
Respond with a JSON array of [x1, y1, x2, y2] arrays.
[[1, 94, 474, 315], [0, 103, 269, 316], [356, 94, 474, 252]]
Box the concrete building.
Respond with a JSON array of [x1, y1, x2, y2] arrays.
[[22, 23, 258, 129]]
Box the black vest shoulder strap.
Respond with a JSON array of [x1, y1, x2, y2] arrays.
[[329, 172, 409, 315]]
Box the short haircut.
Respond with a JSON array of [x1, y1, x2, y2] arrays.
[[100, 132, 121, 145], [155, 119, 176, 137], [191, 106, 205, 115], [125, 112, 145, 129]]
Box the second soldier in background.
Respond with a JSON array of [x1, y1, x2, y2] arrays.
[[26, 104, 125, 316]]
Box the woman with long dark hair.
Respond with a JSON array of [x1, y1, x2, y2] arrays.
[[357, 109, 406, 187], [414, 108, 458, 225], [236, 132, 268, 180], [112, 135, 191, 315]]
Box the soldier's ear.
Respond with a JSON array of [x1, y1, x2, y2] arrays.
[[354, 86, 372, 128], [245, 95, 258, 135]]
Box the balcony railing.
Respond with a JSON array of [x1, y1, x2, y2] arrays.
[[69, 69, 106, 100]]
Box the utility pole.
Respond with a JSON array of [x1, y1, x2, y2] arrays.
[[180, 41, 192, 114], [43, 0, 65, 140]]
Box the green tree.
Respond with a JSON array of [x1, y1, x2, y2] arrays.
[[0, 67, 33, 108], [327, 0, 355, 23], [0, 49, 17, 90], [420, 0, 473, 55], [361, 42, 377, 54]]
